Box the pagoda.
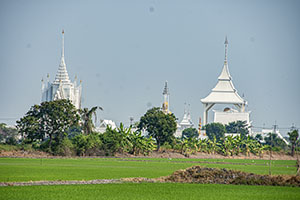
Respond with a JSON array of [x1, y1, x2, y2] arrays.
[[201, 37, 250, 126], [41, 30, 82, 109]]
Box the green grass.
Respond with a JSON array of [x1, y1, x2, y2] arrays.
[[1, 183, 300, 200], [0, 157, 297, 182]]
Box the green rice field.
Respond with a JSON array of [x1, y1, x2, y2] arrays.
[[1, 183, 300, 200], [0, 157, 298, 200], [0, 157, 297, 182]]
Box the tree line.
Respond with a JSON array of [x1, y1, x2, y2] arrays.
[[0, 99, 299, 157]]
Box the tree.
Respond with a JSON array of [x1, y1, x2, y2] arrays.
[[138, 107, 177, 151], [182, 128, 199, 139], [225, 120, 249, 138], [288, 130, 299, 157], [0, 123, 19, 144], [204, 123, 225, 142], [16, 99, 80, 153], [264, 133, 287, 150], [80, 106, 103, 135]]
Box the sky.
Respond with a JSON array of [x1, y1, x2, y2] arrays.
[[0, 0, 299, 135]]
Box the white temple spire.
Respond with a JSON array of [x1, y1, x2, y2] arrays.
[[162, 81, 170, 114], [42, 30, 82, 109], [62, 29, 65, 58], [54, 30, 70, 84], [224, 36, 228, 63]]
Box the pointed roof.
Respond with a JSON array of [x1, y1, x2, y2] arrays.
[[180, 103, 193, 126], [201, 37, 246, 105], [54, 30, 70, 84], [163, 80, 169, 95]]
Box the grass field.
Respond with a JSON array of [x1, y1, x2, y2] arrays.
[[1, 182, 300, 200], [0, 157, 297, 182]]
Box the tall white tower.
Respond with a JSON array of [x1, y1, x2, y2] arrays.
[[41, 30, 82, 109], [162, 81, 170, 114]]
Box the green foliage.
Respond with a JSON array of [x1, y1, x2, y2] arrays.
[[101, 124, 155, 156], [128, 130, 155, 156], [0, 123, 19, 145], [264, 133, 287, 151], [72, 133, 102, 156], [138, 107, 177, 150], [225, 120, 249, 138], [16, 99, 80, 155], [182, 128, 198, 139], [204, 123, 225, 142], [79, 106, 103, 135], [288, 130, 299, 156]]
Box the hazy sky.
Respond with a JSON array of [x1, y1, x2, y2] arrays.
[[0, 0, 299, 134]]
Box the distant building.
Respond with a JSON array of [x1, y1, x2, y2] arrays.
[[41, 30, 82, 109], [96, 119, 117, 133], [175, 104, 194, 138], [201, 37, 251, 128], [251, 129, 289, 145]]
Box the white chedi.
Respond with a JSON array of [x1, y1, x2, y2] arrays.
[[41, 30, 82, 109]]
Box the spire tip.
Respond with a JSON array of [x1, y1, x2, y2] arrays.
[[225, 36, 228, 45]]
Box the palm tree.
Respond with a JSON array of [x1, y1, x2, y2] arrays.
[[80, 106, 103, 135], [288, 130, 299, 157]]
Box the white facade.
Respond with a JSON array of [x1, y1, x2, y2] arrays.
[[175, 104, 194, 138], [214, 108, 251, 126], [96, 119, 117, 133], [41, 31, 82, 109], [251, 129, 289, 145]]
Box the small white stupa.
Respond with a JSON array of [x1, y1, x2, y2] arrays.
[[41, 30, 82, 109]]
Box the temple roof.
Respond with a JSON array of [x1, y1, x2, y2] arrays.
[[201, 38, 246, 105], [180, 104, 193, 126], [54, 30, 71, 84]]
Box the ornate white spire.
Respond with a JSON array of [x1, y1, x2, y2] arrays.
[[162, 80, 169, 95], [162, 81, 170, 114], [224, 36, 228, 63], [54, 30, 70, 84], [218, 36, 231, 80]]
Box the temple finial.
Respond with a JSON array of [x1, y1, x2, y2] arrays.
[[163, 80, 169, 95], [62, 29, 65, 58], [224, 36, 228, 63]]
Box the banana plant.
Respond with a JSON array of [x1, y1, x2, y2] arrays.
[[209, 137, 220, 154]]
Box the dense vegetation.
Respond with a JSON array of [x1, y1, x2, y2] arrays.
[[0, 100, 299, 157]]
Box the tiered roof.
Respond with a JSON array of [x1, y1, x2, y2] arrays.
[[54, 30, 71, 84], [201, 38, 246, 105]]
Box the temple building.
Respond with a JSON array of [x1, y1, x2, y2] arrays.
[[41, 30, 82, 109], [179, 103, 194, 130], [201, 37, 251, 127], [174, 103, 194, 138]]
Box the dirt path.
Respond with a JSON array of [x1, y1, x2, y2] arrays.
[[0, 179, 121, 187], [0, 150, 297, 160]]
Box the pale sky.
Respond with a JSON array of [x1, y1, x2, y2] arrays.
[[0, 0, 299, 135]]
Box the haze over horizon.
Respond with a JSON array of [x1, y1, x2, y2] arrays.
[[1, 0, 300, 135]]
